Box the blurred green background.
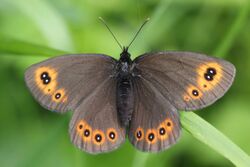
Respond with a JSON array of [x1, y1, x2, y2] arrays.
[[0, 0, 250, 167]]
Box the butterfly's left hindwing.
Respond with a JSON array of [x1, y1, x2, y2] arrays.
[[133, 52, 236, 111], [25, 54, 116, 113]]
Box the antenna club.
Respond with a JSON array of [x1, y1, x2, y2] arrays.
[[98, 17, 105, 22]]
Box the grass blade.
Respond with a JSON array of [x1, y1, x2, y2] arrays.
[[0, 37, 67, 56], [181, 112, 250, 167]]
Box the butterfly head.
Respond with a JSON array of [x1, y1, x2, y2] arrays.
[[120, 47, 131, 62], [99, 17, 149, 62]]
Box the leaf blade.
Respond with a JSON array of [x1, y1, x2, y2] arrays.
[[181, 112, 250, 167], [0, 37, 67, 56]]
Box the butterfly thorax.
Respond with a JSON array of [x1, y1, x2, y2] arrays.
[[117, 47, 132, 76], [116, 48, 134, 127]]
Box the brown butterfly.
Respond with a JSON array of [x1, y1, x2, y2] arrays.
[[24, 18, 235, 154]]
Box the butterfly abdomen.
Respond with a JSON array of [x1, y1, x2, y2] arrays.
[[116, 78, 134, 126]]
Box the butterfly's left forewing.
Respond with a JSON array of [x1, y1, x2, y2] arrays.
[[128, 77, 181, 152]]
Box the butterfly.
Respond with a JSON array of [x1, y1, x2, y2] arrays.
[[24, 18, 236, 154]]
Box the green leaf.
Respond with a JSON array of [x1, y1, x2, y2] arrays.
[[181, 112, 250, 167], [0, 37, 67, 56]]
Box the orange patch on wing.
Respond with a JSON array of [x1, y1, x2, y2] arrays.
[[164, 118, 174, 132], [93, 130, 105, 145], [186, 85, 203, 100], [107, 128, 118, 142], [183, 94, 191, 102], [145, 129, 157, 144], [82, 123, 92, 142], [197, 62, 223, 91], [76, 120, 86, 135], [135, 127, 144, 141], [52, 88, 68, 103], [35, 66, 57, 94], [157, 122, 168, 140]]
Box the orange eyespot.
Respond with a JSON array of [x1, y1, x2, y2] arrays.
[[52, 88, 67, 103], [35, 66, 57, 94], [146, 129, 157, 144], [107, 128, 117, 142], [157, 123, 168, 140], [82, 123, 92, 142], [76, 120, 86, 135], [76, 120, 92, 142], [93, 130, 105, 145], [186, 85, 203, 100], [164, 118, 174, 132], [135, 127, 144, 141], [197, 62, 222, 91]]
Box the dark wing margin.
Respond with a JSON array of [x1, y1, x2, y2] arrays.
[[133, 51, 236, 111]]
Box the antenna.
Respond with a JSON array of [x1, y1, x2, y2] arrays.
[[99, 17, 123, 50], [127, 18, 150, 49]]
